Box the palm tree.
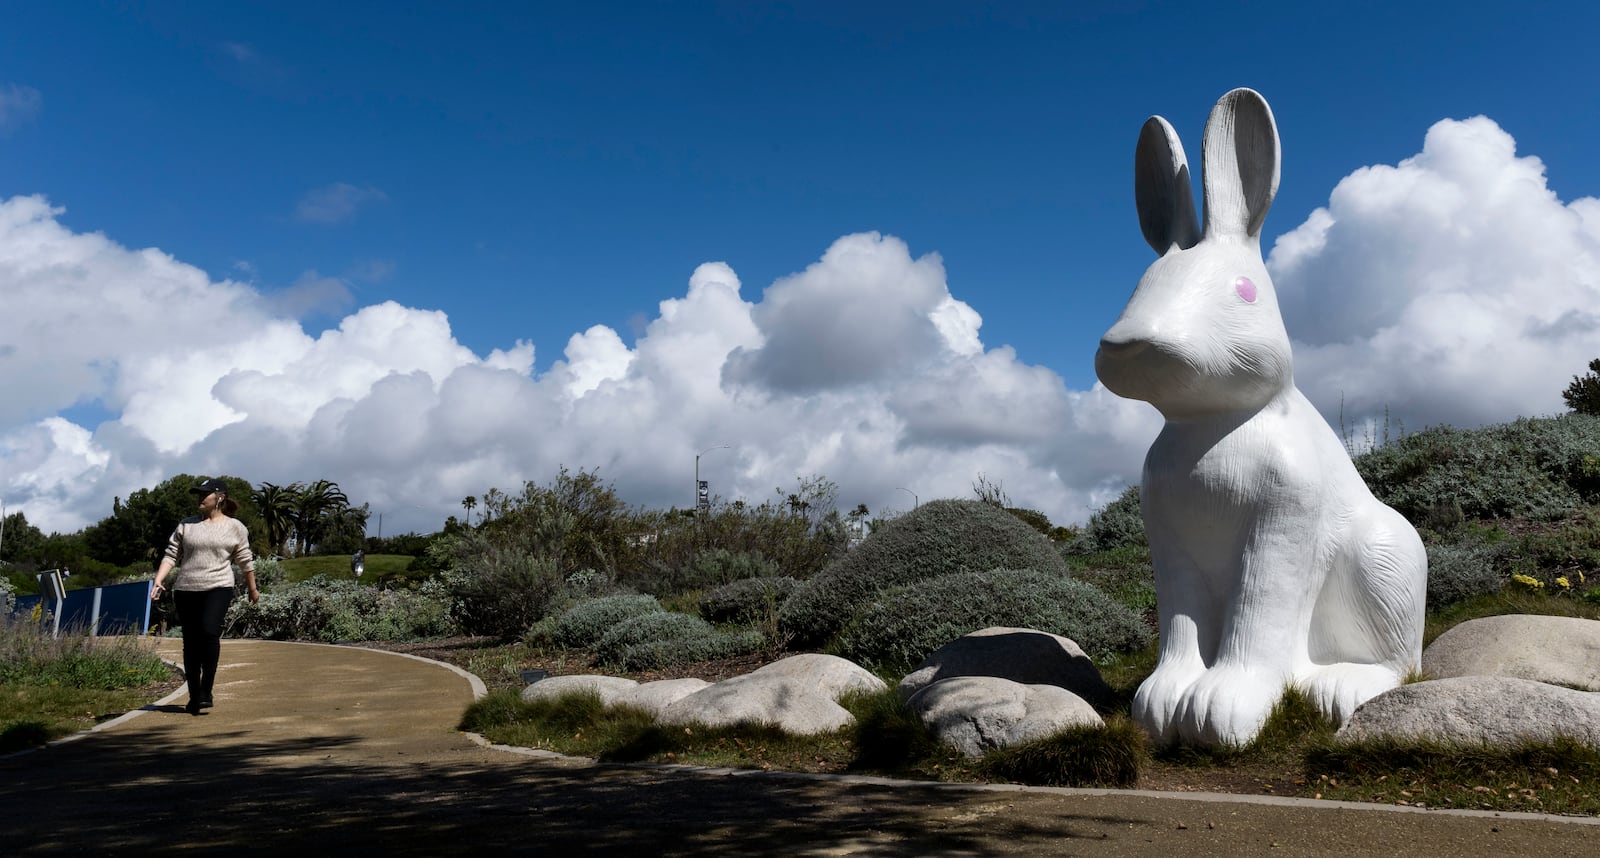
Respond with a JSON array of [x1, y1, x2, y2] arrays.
[[462, 495, 478, 525], [293, 480, 349, 555], [251, 482, 298, 556], [847, 503, 870, 542]]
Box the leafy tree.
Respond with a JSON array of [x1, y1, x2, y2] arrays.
[[1564, 358, 1600, 416], [461, 495, 477, 525], [1, 509, 47, 569], [84, 473, 266, 567], [84, 474, 205, 568], [317, 503, 371, 556]]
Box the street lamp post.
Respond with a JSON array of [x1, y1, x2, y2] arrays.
[[897, 487, 918, 509], [695, 444, 731, 513]]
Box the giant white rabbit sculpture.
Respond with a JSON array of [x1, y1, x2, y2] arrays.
[[1095, 88, 1427, 747]]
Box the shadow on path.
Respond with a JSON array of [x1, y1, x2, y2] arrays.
[[4, 639, 1598, 856]]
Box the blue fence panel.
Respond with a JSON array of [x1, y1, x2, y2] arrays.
[[5, 581, 152, 635]]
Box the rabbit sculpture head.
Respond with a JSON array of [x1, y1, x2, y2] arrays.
[[1096, 88, 1292, 419]]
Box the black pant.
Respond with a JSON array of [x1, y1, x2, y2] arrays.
[[174, 587, 234, 698]]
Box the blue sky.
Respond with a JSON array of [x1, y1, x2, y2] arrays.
[[2, 2, 1598, 535]]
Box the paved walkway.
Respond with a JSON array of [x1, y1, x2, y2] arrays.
[[4, 639, 1599, 856]]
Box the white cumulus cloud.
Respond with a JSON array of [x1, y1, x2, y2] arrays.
[[1269, 116, 1600, 431], [0, 204, 1156, 536]]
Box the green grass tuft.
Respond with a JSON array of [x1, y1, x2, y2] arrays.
[[1306, 734, 1600, 813], [0, 720, 52, 754], [979, 715, 1148, 788]]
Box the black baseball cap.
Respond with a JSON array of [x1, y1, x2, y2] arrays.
[[190, 478, 229, 496]]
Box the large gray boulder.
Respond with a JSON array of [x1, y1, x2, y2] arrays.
[[659, 654, 886, 735], [1422, 614, 1600, 691], [1337, 676, 1600, 746], [897, 627, 1114, 709], [907, 676, 1103, 758], [520, 674, 637, 705], [613, 678, 710, 717]]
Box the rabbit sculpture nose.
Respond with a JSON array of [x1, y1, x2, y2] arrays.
[[1096, 336, 1148, 359]]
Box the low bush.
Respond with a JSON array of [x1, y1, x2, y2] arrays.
[[434, 533, 567, 638], [1063, 486, 1145, 555], [780, 499, 1068, 648], [1355, 415, 1600, 522], [252, 556, 286, 591], [614, 627, 767, 671], [593, 611, 713, 665], [224, 577, 455, 642], [698, 576, 799, 624], [833, 568, 1153, 673], [1425, 536, 1509, 608], [546, 594, 662, 650]]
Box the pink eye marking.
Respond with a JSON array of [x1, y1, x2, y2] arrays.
[[1234, 276, 1257, 303]]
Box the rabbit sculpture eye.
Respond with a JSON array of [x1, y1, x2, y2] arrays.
[[1096, 88, 1427, 747]]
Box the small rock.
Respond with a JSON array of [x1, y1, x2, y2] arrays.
[[907, 675, 1102, 758], [520, 674, 637, 705]]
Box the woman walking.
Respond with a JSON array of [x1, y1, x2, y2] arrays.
[[150, 478, 260, 715]]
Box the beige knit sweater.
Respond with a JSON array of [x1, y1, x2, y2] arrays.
[[162, 516, 255, 591]]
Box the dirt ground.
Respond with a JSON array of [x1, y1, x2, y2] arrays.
[[4, 638, 1598, 857]]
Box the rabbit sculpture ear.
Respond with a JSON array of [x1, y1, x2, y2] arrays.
[[1201, 87, 1280, 241], [1135, 115, 1201, 254]]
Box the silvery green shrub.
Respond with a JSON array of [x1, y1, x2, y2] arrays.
[[779, 499, 1068, 648], [833, 568, 1153, 673], [549, 594, 662, 650], [252, 556, 286, 591], [592, 610, 712, 665], [1355, 415, 1600, 522], [616, 628, 767, 672], [1064, 486, 1146, 555], [225, 576, 454, 642], [1424, 537, 1510, 607]]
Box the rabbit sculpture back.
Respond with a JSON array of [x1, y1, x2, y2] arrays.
[[1095, 88, 1426, 746]]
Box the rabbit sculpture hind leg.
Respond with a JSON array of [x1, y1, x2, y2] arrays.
[[1297, 501, 1427, 723]]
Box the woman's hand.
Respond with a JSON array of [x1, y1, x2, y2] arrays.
[[150, 582, 165, 602], [247, 583, 260, 604]]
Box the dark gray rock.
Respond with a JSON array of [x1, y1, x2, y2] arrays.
[[897, 627, 1114, 709]]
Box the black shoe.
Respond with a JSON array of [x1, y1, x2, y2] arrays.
[[198, 693, 214, 709], [185, 698, 202, 715]]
